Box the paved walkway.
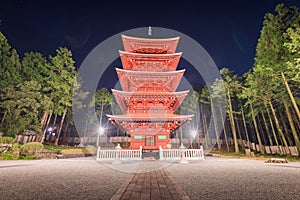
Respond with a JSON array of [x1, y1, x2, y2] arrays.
[[111, 168, 189, 200]]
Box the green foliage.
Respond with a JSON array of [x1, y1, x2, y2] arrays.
[[11, 142, 21, 152], [95, 88, 113, 125], [20, 142, 44, 156], [0, 152, 20, 160], [0, 81, 46, 136], [0, 136, 16, 144], [254, 3, 299, 100], [179, 91, 199, 115], [0, 32, 22, 88], [255, 4, 300, 71], [199, 86, 211, 105], [49, 47, 76, 115], [95, 88, 113, 110], [284, 25, 300, 83], [220, 68, 241, 96], [0, 32, 78, 139]]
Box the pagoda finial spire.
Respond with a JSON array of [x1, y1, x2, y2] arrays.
[[148, 26, 152, 37]]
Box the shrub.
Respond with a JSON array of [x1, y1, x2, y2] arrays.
[[11, 143, 21, 156], [20, 142, 44, 156], [0, 136, 16, 144], [0, 152, 20, 160], [11, 143, 21, 151]]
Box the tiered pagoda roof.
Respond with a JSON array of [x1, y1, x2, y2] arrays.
[[119, 50, 182, 71], [112, 89, 189, 114], [122, 35, 179, 54], [116, 68, 185, 92], [107, 114, 193, 133], [107, 34, 193, 145]]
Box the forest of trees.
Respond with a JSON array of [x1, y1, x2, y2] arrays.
[[0, 4, 299, 155], [182, 4, 300, 154]]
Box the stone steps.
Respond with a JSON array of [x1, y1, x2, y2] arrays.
[[142, 151, 159, 160]]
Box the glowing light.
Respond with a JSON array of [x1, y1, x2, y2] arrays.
[[98, 127, 104, 134], [192, 130, 197, 138]]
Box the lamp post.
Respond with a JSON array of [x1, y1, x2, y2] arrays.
[[179, 143, 189, 164], [97, 127, 104, 147]]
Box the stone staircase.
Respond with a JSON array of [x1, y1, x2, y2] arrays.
[[142, 151, 159, 160]]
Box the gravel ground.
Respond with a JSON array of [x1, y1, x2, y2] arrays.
[[0, 158, 129, 200], [1, 157, 300, 200], [167, 157, 300, 200]]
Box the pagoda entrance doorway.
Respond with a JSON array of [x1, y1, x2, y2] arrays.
[[145, 135, 156, 147]]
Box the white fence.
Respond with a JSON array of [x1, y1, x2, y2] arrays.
[[97, 145, 142, 161], [159, 146, 204, 161], [249, 144, 299, 156]]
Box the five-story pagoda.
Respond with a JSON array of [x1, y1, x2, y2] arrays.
[[107, 34, 193, 150]]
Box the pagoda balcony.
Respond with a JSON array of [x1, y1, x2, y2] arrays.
[[119, 50, 182, 72], [116, 68, 185, 92], [112, 89, 189, 113], [122, 34, 180, 54]]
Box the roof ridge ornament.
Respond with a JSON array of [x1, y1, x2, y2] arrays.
[[148, 26, 152, 37]]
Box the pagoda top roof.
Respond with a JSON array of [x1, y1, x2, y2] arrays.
[[122, 34, 180, 54], [122, 34, 180, 42]]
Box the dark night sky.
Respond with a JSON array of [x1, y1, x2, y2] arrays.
[[1, 0, 300, 88]]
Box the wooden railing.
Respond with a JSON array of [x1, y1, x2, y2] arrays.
[[97, 145, 142, 161], [159, 146, 204, 160]]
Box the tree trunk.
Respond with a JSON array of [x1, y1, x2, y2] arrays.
[[283, 99, 300, 154], [203, 109, 210, 147], [279, 112, 293, 146], [281, 71, 300, 121], [40, 112, 48, 130], [280, 111, 293, 146], [257, 115, 267, 145], [227, 90, 239, 153], [235, 116, 242, 142], [84, 117, 89, 137], [211, 99, 221, 150], [1, 111, 7, 123], [55, 108, 67, 145], [45, 112, 53, 132], [250, 102, 265, 154], [292, 108, 300, 130], [268, 99, 290, 154], [62, 120, 70, 143], [180, 127, 183, 144], [100, 104, 104, 128], [249, 123, 256, 143], [53, 114, 58, 127], [264, 102, 279, 146], [200, 105, 208, 148], [241, 106, 250, 147], [261, 111, 273, 145], [40, 112, 52, 143], [218, 100, 229, 152]]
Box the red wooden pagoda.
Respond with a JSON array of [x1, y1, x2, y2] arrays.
[[107, 35, 193, 150]]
